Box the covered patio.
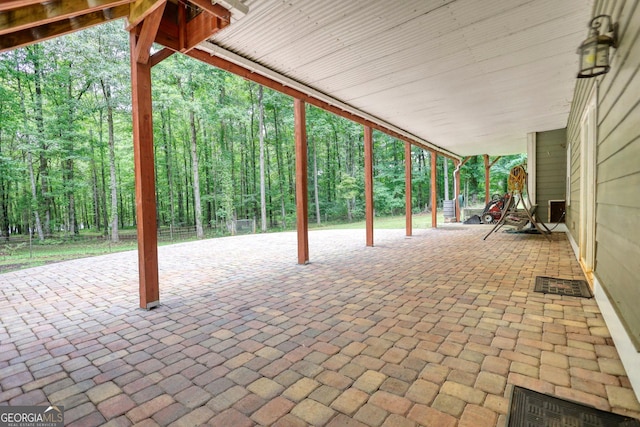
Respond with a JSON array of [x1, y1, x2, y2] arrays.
[[1, 228, 639, 426], [2, 1, 640, 425]]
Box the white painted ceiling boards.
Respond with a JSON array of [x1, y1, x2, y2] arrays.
[[202, 0, 593, 156]]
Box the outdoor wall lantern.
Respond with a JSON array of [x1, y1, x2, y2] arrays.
[[577, 14, 618, 78]]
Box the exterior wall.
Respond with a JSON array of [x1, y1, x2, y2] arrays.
[[567, 0, 640, 357], [535, 129, 567, 223]]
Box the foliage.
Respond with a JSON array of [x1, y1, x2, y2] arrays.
[[0, 22, 525, 242]]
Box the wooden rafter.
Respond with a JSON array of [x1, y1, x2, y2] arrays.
[[0, 1, 48, 12], [0, 4, 129, 52], [0, 0, 133, 36]]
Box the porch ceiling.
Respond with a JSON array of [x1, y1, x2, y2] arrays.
[[0, 0, 593, 157], [203, 0, 593, 156]]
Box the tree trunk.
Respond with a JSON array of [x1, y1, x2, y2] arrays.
[[100, 80, 119, 242], [258, 86, 267, 232], [312, 137, 321, 225], [0, 130, 8, 239], [248, 84, 258, 220], [27, 150, 45, 241], [15, 52, 44, 240], [98, 111, 109, 234], [30, 47, 52, 236], [89, 129, 101, 231], [272, 106, 287, 228], [165, 109, 176, 229], [0, 137, 8, 239], [190, 110, 204, 238]]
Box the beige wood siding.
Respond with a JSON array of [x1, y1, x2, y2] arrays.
[[567, 0, 640, 349], [535, 129, 567, 223]]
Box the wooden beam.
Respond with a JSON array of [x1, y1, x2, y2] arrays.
[[364, 126, 374, 247], [149, 47, 174, 67], [184, 49, 459, 162], [0, 5, 129, 52], [459, 156, 471, 168], [294, 99, 309, 265], [405, 142, 412, 236], [188, 0, 231, 22], [148, 3, 228, 53], [177, 1, 186, 51], [134, 0, 165, 64], [431, 151, 437, 229], [489, 155, 502, 169], [484, 154, 490, 204], [0, 0, 133, 36], [130, 32, 159, 309], [184, 10, 228, 51], [127, 0, 165, 30]]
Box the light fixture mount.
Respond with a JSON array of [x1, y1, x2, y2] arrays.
[[577, 14, 618, 78]]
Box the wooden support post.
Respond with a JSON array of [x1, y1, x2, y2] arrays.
[[364, 126, 374, 246], [484, 154, 490, 204], [405, 142, 412, 236], [431, 151, 437, 228], [294, 99, 309, 264], [130, 32, 159, 309]]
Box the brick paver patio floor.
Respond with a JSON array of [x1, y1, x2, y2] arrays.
[[1, 227, 639, 426]]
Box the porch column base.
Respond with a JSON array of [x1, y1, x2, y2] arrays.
[[142, 301, 160, 310]]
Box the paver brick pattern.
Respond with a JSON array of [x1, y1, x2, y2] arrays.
[[1, 227, 639, 426]]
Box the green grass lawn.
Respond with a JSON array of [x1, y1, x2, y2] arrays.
[[312, 213, 444, 230], [0, 213, 448, 274], [0, 239, 140, 273]]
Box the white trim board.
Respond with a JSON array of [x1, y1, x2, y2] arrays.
[[565, 231, 640, 403], [527, 132, 537, 206]]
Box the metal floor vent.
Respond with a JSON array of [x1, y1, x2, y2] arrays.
[[534, 276, 592, 298], [507, 386, 640, 427]]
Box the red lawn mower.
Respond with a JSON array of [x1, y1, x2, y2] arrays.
[[481, 193, 511, 224]]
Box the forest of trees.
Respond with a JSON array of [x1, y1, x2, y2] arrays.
[[0, 21, 526, 243]]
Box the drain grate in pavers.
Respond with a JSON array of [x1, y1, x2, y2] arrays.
[[507, 386, 640, 427], [534, 276, 592, 298]]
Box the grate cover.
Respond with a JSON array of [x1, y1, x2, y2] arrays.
[[534, 276, 592, 298], [507, 386, 640, 427]]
